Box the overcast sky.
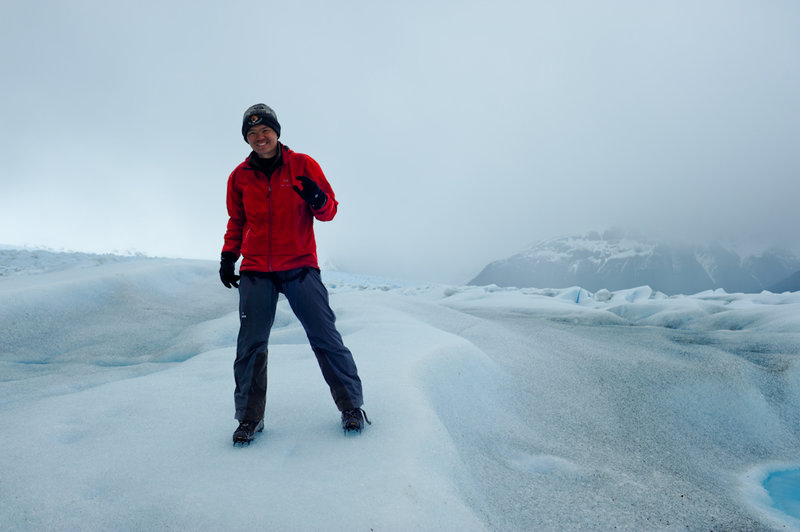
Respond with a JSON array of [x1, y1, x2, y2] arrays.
[[1, 1, 799, 283]]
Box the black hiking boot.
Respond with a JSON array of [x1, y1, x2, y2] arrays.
[[232, 419, 264, 446], [341, 408, 371, 434]]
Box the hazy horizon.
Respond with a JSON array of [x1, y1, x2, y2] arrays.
[[2, 1, 799, 283]]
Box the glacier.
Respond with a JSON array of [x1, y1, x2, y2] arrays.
[[1, 250, 799, 530]]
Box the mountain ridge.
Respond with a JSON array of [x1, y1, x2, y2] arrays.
[[469, 230, 800, 294]]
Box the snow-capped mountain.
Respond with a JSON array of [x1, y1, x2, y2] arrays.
[[469, 229, 800, 294]]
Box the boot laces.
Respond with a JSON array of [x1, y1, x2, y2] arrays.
[[343, 408, 371, 427], [236, 420, 260, 434]]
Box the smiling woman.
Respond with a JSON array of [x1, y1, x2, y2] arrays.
[[242, 103, 281, 159], [246, 125, 279, 159], [221, 102, 369, 441]]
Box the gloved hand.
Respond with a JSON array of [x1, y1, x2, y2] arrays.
[[219, 252, 240, 288], [292, 176, 327, 210]]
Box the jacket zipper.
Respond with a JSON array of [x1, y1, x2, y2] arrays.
[[267, 176, 273, 271]]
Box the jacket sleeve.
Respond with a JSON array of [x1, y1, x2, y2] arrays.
[[222, 169, 244, 258], [304, 155, 338, 222]]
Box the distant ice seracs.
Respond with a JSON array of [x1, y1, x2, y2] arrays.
[[0, 247, 150, 278]]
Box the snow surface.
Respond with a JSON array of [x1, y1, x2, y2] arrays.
[[1, 252, 800, 530]]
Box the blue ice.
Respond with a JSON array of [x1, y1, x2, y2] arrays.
[[765, 468, 800, 520]]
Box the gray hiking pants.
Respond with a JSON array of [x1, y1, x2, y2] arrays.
[[234, 268, 363, 421]]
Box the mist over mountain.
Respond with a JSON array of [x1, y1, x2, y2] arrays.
[[469, 229, 800, 295], [769, 270, 800, 293]]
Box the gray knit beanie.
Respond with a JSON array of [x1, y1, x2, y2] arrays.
[[242, 103, 281, 140]]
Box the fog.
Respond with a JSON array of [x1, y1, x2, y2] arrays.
[[1, 1, 799, 283]]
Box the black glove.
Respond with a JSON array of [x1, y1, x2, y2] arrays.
[[219, 252, 240, 288], [292, 176, 327, 210]]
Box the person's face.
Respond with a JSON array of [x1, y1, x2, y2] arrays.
[[246, 125, 279, 158]]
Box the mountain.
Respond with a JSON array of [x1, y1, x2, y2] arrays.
[[469, 230, 800, 294], [769, 270, 800, 293]]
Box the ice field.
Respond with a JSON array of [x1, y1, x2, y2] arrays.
[[1, 251, 799, 530]]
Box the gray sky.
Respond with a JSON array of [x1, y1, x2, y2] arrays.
[[2, 1, 799, 283]]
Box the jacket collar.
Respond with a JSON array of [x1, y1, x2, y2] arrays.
[[245, 142, 285, 172]]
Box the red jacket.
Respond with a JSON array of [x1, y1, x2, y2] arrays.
[[222, 144, 338, 272]]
